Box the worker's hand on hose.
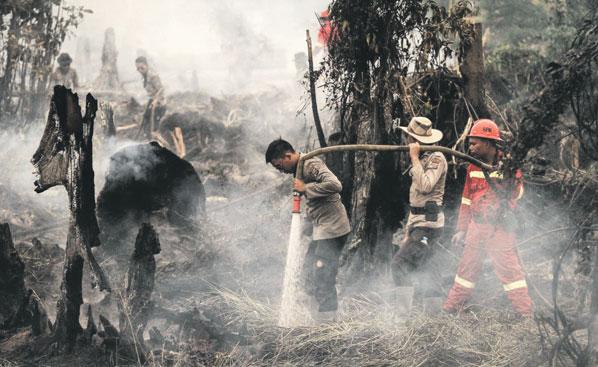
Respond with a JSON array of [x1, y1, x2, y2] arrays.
[[451, 231, 465, 248], [293, 178, 306, 194]]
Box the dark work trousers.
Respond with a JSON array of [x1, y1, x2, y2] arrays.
[[304, 234, 348, 312], [392, 227, 442, 289]]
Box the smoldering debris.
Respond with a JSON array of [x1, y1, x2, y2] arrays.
[[96, 141, 206, 256]]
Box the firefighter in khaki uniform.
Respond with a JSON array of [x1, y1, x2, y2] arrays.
[[392, 117, 447, 290], [265, 138, 351, 320], [443, 119, 532, 317]]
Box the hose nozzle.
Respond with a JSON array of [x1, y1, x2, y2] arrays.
[[292, 192, 301, 213]]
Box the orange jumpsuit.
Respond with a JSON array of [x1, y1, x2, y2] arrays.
[[443, 164, 532, 316]]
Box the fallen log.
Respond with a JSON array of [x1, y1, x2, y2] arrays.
[[31, 86, 111, 350]]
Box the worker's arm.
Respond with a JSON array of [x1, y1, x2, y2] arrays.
[[511, 169, 524, 204], [150, 73, 165, 101], [301, 159, 342, 198], [453, 164, 473, 245], [410, 149, 446, 194]]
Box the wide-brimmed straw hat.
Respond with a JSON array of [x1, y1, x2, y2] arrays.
[[399, 117, 443, 144]]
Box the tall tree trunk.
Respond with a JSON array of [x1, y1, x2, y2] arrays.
[[459, 22, 490, 119], [343, 34, 408, 279]]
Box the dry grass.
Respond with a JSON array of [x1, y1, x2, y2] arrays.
[[162, 288, 544, 367]]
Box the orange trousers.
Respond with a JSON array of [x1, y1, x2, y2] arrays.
[[443, 221, 533, 316]]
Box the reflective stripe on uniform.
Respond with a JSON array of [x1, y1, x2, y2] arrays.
[[503, 279, 527, 291], [455, 275, 475, 289], [470, 171, 503, 179], [461, 197, 472, 205], [515, 186, 524, 200]]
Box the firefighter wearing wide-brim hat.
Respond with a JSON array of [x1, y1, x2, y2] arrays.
[[392, 117, 447, 292], [50, 52, 79, 90], [443, 119, 533, 317]]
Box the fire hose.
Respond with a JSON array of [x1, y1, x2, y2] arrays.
[[292, 144, 495, 212]]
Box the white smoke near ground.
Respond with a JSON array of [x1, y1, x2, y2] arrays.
[[59, 1, 331, 316]]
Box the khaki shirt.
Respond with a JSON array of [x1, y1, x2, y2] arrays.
[[406, 151, 447, 229], [302, 156, 351, 240], [50, 68, 79, 90], [143, 70, 164, 102]]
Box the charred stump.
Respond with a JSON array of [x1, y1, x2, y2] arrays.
[[98, 101, 116, 137], [31, 85, 111, 350], [0, 223, 26, 325], [119, 223, 160, 345], [5, 289, 51, 336]]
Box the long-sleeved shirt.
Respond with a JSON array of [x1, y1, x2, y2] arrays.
[[302, 156, 351, 240], [406, 151, 447, 229], [457, 164, 524, 233]]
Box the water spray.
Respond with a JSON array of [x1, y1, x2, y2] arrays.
[[277, 144, 493, 327]]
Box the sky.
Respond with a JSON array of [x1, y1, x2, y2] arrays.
[[62, 0, 330, 94]]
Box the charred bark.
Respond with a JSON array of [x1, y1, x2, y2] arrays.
[[119, 223, 160, 345], [98, 314, 146, 364], [6, 289, 51, 336], [459, 22, 490, 119], [343, 22, 407, 277], [0, 223, 26, 325], [99, 102, 116, 137], [589, 236, 598, 364], [31, 86, 111, 350]]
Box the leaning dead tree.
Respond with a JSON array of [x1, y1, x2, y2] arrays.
[[31, 85, 111, 349]]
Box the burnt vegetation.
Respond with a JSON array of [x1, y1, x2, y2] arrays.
[[0, 0, 596, 366]]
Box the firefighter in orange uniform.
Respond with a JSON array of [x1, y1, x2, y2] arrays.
[[443, 119, 533, 317], [317, 9, 332, 48]]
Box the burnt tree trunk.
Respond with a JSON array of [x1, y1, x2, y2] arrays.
[[119, 223, 160, 345], [459, 22, 490, 119], [32, 86, 111, 350], [0, 223, 26, 325], [343, 21, 407, 278], [93, 28, 121, 91]]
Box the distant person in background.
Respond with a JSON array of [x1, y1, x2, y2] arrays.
[[50, 53, 79, 90], [135, 56, 166, 139]]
